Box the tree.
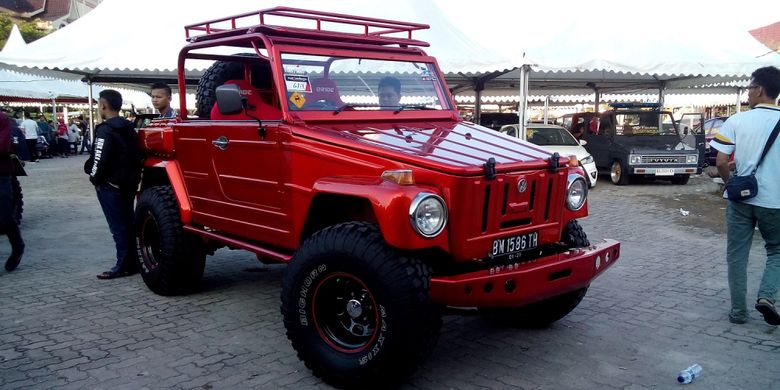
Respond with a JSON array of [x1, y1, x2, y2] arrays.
[[0, 12, 51, 48]]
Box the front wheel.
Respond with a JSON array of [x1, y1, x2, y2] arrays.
[[610, 160, 630, 185], [670, 175, 690, 185], [480, 287, 589, 328], [281, 222, 441, 388], [134, 186, 206, 295], [561, 220, 590, 248]]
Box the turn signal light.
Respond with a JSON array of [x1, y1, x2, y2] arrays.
[[381, 169, 414, 185], [567, 155, 579, 167]]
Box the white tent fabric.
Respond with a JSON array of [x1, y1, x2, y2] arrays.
[[2, 25, 26, 52], [0, 69, 90, 99]]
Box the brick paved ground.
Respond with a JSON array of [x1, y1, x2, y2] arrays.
[[1, 156, 777, 389]]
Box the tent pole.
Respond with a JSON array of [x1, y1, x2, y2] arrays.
[[474, 83, 482, 125], [735, 88, 742, 114], [543, 96, 549, 124], [518, 65, 530, 140], [87, 78, 95, 142]]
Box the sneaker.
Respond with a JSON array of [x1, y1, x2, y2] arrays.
[[729, 314, 747, 324], [755, 299, 780, 326], [4, 245, 24, 271]]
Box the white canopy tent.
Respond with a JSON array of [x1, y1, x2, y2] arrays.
[[0, 0, 515, 85], [1, 24, 27, 52]]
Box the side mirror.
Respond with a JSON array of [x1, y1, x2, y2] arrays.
[[579, 139, 588, 146], [215, 84, 246, 115]]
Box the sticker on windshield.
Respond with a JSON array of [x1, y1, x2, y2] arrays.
[[285, 75, 311, 93], [420, 69, 437, 81], [289, 91, 306, 109]]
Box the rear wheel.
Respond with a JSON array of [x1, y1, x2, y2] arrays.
[[610, 160, 630, 185], [134, 186, 206, 295], [281, 222, 441, 388]]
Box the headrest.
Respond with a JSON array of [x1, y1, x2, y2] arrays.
[[211, 79, 281, 120], [308, 78, 344, 106]]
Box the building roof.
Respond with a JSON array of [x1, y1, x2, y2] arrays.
[[0, 0, 44, 14], [0, 0, 70, 20], [749, 21, 780, 53]]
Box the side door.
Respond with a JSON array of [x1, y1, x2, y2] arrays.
[[680, 113, 705, 168], [581, 113, 612, 169], [200, 120, 291, 244]]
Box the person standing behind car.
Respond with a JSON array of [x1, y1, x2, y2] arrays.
[[0, 111, 25, 271], [710, 66, 780, 326], [86, 89, 143, 280], [151, 82, 176, 119], [19, 116, 39, 162], [67, 119, 80, 155], [56, 120, 69, 158]]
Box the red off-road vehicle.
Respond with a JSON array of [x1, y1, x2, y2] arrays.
[[135, 7, 620, 387]]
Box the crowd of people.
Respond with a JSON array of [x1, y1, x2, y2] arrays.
[[8, 114, 91, 162]]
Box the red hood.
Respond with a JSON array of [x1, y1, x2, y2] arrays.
[[297, 120, 562, 176]]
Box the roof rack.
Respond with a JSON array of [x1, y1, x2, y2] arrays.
[[184, 7, 429, 46]]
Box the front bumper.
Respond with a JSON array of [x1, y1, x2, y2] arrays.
[[629, 165, 698, 176], [430, 239, 619, 307], [582, 161, 598, 187]]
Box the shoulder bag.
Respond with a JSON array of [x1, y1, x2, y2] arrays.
[[725, 116, 780, 201]]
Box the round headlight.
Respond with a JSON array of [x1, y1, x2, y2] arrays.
[[409, 193, 447, 238], [566, 174, 588, 211]]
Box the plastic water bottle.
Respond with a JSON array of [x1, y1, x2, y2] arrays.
[[677, 363, 702, 384]]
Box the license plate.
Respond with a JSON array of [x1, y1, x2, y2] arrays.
[[655, 168, 675, 176], [491, 231, 539, 259]]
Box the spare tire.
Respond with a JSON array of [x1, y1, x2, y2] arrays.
[[195, 53, 273, 118]]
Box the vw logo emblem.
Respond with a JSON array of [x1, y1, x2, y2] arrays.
[[517, 178, 528, 193]]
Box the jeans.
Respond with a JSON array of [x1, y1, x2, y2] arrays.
[[0, 176, 24, 254], [96, 184, 137, 273], [726, 201, 780, 318]]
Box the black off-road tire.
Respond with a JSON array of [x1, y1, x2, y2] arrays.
[[610, 159, 630, 185], [670, 175, 690, 185], [480, 287, 589, 328], [195, 53, 271, 118], [281, 222, 441, 388], [561, 220, 590, 248], [134, 186, 206, 296], [12, 176, 22, 224]]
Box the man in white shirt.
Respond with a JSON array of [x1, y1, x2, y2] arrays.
[[711, 66, 780, 326], [19, 116, 39, 162]]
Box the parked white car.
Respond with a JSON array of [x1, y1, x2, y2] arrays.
[[500, 124, 598, 187]]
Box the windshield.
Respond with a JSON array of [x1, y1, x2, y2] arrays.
[[526, 127, 579, 146], [614, 112, 678, 136], [280, 53, 451, 112]]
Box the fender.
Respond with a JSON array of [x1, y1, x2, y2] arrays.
[[311, 177, 450, 252], [143, 158, 192, 223]]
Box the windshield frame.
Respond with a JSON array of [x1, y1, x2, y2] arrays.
[[273, 44, 455, 119], [610, 111, 680, 137]]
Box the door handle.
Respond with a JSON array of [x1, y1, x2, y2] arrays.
[[212, 136, 229, 150]]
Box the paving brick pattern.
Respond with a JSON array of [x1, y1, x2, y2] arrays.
[[1, 157, 777, 389]]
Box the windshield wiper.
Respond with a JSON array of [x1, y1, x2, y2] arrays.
[[393, 105, 436, 114], [333, 104, 368, 114]]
